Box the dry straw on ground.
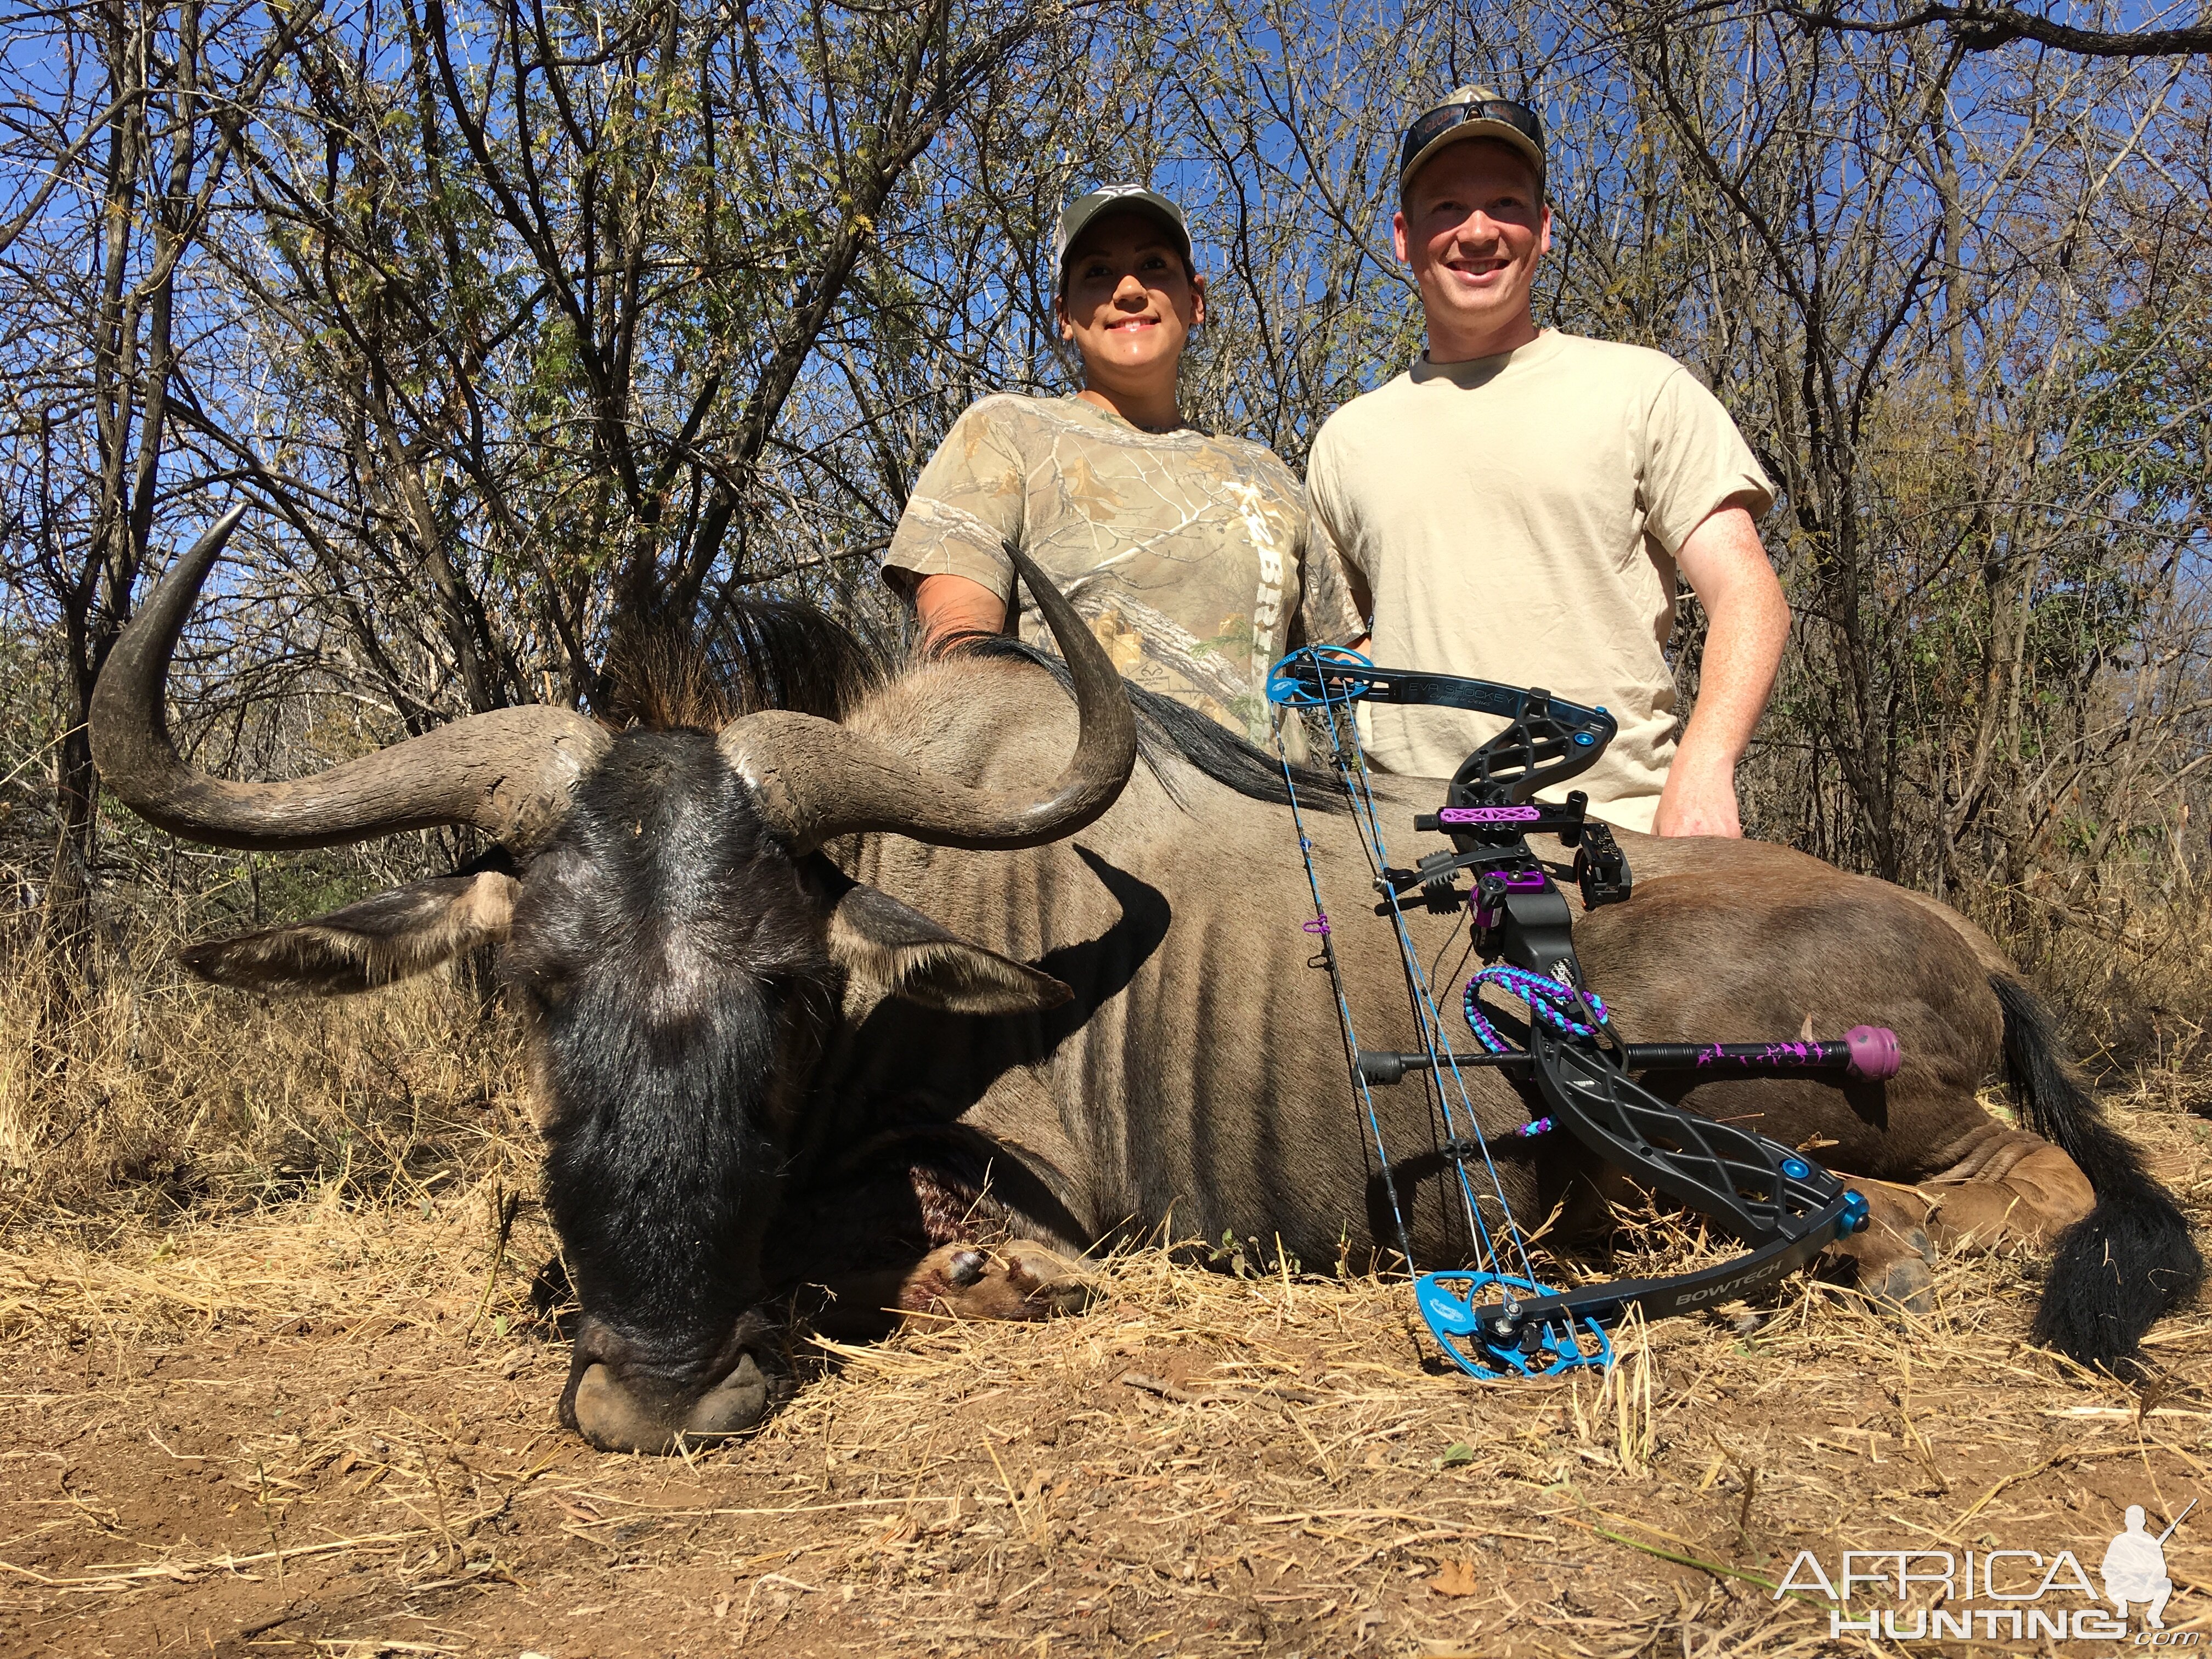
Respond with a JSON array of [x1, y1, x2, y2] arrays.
[[2, 1037, 2208, 1657], [2, 901, 2210, 1656]]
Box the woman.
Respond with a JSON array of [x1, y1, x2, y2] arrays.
[[881, 185, 1355, 745]]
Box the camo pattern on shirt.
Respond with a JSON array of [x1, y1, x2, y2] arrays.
[[883, 394, 1358, 744]]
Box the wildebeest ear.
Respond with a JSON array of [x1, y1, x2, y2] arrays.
[[826, 882, 1071, 1015], [177, 871, 520, 996]]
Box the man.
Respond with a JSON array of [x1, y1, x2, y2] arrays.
[[884, 185, 1336, 746], [2100, 1505, 2174, 1628], [1306, 88, 1789, 835]]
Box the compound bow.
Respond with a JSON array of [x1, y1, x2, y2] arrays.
[[1267, 646, 1882, 1379]]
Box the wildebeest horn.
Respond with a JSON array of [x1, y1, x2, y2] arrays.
[[91, 507, 611, 851], [718, 544, 1138, 852]]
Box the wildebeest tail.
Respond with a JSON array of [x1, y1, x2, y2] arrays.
[[1992, 975, 2203, 1368]]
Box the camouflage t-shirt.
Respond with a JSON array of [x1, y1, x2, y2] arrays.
[[883, 393, 1356, 743]]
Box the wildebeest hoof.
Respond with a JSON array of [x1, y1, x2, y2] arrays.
[[1819, 1184, 1938, 1319], [571, 1352, 783, 1454], [1860, 1251, 1936, 1317], [904, 1240, 1097, 1322]]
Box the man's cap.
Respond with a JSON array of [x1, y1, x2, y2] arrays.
[[1398, 85, 1546, 193], [1053, 186, 1193, 287]]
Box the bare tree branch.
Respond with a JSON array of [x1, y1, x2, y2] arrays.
[[1783, 0, 2212, 59]]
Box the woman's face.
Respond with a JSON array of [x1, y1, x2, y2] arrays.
[[1056, 212, 1205, 386]]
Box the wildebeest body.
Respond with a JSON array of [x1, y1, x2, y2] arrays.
[[817, 659, 2029, 1274]]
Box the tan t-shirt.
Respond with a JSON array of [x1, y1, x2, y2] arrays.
[[884, 394, 1355, 745], [1305, 331, 1774, 830]]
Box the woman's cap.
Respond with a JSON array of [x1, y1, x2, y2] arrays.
[[1398, 86, 1546, 193], [1054, 186, 1193, 289]]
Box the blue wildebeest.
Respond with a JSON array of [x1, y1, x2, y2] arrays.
[[93, 512, 2200, 1451]]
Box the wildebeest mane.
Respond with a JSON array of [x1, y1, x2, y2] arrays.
[[944, 634, 1349, 814], [603, 600, 1346, 815], [603, 596, 890, 731]]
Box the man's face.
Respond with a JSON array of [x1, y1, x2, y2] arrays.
[[1057, 211, 1205, 377], [1392, 142, 1550, 351]]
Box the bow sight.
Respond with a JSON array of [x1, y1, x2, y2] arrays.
[[1267, 647, 1884, 1379]]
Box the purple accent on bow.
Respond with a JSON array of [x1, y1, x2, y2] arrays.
[[1502, 870, 1549, 891], [1696, 1042, 1819, 1068], [1438, 805, 1543, 825]]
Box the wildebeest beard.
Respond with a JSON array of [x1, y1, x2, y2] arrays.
[[504, 730, 836, 1434]]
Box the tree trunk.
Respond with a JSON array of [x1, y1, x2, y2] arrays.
[[38, 712, 103, 1042]]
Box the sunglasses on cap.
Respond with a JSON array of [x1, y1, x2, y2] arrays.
[[1397, 96, 1544, 179]]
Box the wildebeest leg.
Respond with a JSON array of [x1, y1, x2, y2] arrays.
[[771, 1140, 1096, 1341], [1914, 1124, 2095, 1251], [821, 1241, 1096, 1339]]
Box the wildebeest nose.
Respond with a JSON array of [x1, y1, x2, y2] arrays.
[[947, 1249, 988, 1287]]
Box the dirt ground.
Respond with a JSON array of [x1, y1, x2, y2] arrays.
[[3, 1100, 2208, 1659]]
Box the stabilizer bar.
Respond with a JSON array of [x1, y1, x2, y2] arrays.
[[1356, 1027, 1900, 1087]]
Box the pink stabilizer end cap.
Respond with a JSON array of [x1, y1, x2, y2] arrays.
[[1843, 1025, 1901, 1082]]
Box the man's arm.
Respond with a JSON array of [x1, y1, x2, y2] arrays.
[[1655, 503, 1789, 838], [1339, 578, 1373, 657], [913, 572, 1007, 651]]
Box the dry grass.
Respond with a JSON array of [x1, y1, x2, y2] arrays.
[[1971, 879, 2212, 1113], [1, 1057, 2208, 1656], [0, 937, 526, 1217], [2, 887, 2210, 1656]]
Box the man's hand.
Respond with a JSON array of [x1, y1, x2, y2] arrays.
[[1659, 503, 1789, 838], [1653, 750, 1742, 837]]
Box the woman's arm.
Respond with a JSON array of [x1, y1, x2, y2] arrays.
[[914, 572, 1007, 649], [883, 400, 1022, 647]]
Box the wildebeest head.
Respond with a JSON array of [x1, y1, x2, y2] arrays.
[[91, 509, 1137, 1452]]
